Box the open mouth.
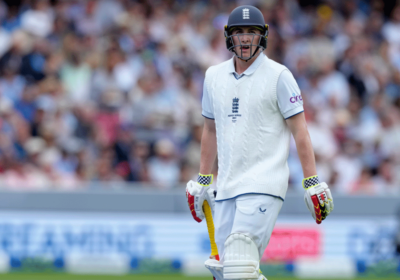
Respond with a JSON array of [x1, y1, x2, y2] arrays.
[[241, 46, 250, 50]]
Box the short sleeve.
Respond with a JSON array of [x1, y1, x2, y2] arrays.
[[202, 74, 215, 119], [277, 70, 304, 119]]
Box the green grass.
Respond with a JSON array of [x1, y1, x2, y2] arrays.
[[0, 275, 400, 280], [0, 274, 204, 280]]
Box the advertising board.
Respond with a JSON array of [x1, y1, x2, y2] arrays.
[[0, 212, 397, 277]]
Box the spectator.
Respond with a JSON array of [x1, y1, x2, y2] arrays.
[[147, 138, 180, 188], [373, 158, 399, 195], [0, 59, 26, 103], [349, 167, 378, 195]]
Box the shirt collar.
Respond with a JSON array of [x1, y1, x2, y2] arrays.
[[227, 52, 266, 76]]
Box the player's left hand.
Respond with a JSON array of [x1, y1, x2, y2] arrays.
[[303, 176, 334, 224], [186, 180, 215, 223]]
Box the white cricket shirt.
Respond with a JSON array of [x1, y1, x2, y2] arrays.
[[201, 53, 303, 201]]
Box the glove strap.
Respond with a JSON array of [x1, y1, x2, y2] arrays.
[[197, 173, 213, 186], [302, 175, 319, 190]]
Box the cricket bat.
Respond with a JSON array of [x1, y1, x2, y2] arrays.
[[203, 200, 219, 261]]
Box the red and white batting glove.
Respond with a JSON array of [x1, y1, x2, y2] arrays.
[[303, 175, 334, 224], [186, 173, 215, 223]]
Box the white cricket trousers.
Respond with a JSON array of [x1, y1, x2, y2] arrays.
[[214, 194, 283, 263]]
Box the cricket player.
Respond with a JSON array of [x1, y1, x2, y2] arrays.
[[186, 5, 334, 280]]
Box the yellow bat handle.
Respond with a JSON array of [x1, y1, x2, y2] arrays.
[[203, 200, 219, 259]]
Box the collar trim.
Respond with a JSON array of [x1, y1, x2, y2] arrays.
[[227, 52, 266, 76]]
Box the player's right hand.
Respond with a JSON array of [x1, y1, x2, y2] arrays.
[[186, 180, 215, 223], [303, 176, 334, 224]]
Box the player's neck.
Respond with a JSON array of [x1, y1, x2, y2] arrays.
[[234, 51, 261, 75]]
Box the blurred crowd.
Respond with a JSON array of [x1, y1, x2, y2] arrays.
[[0, 0, 399, 194]]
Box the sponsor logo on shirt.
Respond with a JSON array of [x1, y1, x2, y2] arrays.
[[228, 97, 242, 123], [290, 93, 303, 103]]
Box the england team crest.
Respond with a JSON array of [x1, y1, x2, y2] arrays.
[[242, 8, 250, 19], [228, 97, 242, 123]]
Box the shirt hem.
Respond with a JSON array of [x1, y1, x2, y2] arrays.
[[285, 110, 304, 119], [202, 113, 215, 120], [282, 106, 304, 119], [215, 183, 288, 202], [215, 192, 284, 202]]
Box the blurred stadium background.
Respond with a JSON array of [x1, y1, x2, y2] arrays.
[[0, 0, 399, 279]]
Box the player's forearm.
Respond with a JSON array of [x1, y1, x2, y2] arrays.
[[199, 124, 217, 175], [293, 129, 317, 178]]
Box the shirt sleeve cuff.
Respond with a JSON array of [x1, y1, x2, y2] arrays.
[[202, 110, 215, 120], [283, 106, 304, 119]]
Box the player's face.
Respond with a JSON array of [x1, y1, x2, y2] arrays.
[[231, 26, 262, 59]]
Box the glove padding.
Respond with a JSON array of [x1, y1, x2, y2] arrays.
[[186, 180, 215, 223], [304, 182, 334, 224]]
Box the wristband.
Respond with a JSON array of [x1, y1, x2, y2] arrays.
[[302, 175, 319, 189], [197, 173, 213, 186]]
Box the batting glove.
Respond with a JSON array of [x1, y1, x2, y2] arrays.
[[303, 175, 334, 224], [186, 174, 215, 223]]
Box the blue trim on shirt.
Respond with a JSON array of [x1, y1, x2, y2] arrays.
[[228, 53, 265, 75], [233, 73, 245, 80], [202, 114, 215, 120], [285, 110, 304, 120], [215, 192, 284, 202]]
